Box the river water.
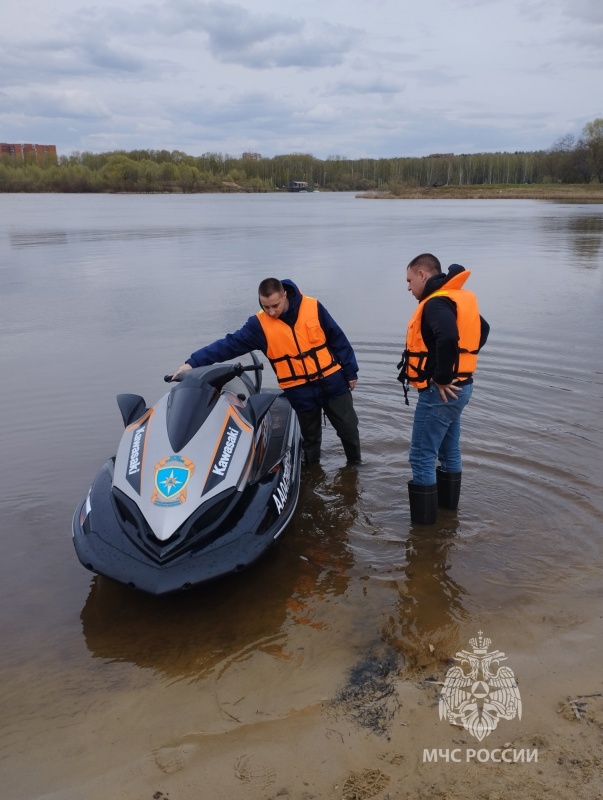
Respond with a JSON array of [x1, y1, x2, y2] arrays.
[[0, 192, 602, 798]]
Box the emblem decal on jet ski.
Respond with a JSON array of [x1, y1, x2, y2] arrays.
[[151, 455, 195, 507], [126, 421, 148, 494], [202, 418, 242, 496]]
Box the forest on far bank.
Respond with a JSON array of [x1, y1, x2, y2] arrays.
[[1, 118, 602, 195]]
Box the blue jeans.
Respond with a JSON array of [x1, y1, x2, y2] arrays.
[[409, 383, 473, 485]]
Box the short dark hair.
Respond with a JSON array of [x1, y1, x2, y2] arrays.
[[407, 253, 441, 275], [258, 277, 284, 297]]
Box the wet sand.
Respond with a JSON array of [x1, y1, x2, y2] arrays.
[[5, 597, 603, 800]]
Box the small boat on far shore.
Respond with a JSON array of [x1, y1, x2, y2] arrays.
[[286, 181, 314, 192]]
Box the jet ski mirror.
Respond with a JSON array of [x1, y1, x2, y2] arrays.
[[116, 393, 147, 427]]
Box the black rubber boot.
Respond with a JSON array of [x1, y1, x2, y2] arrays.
[[323, 392, 361, 463], [436, 467, 462, 510], [342, 440, 362, 464], [408, 481, 438, 525], [303, 447, 321, 466], [296, 409, 322, 466]]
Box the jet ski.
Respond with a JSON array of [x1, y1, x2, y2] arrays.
[[72, 354, 302, 595]]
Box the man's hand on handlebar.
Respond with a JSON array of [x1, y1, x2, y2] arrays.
[[169, 363, 192, 381]]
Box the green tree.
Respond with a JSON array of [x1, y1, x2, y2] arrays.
[[545, 135, 575, 182], [138, 160, 161, 192], [582, 118, 603, 182], [177, 163, 203, 192], [100, 155, 141, 192]]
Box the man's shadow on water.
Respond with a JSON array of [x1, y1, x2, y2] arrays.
[[80, 465, 359, 681], [381, 515, 470, 673]]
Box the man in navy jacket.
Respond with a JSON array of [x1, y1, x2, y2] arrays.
[[171, 278, 361, 465]]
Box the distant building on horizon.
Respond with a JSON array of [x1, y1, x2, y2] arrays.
[[1, 143, 58, 164], [242, 151, 262, 160]]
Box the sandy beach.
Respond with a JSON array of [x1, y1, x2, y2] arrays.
[[15, 604, 601, 800]]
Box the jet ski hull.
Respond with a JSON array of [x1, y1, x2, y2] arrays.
[[72, 362, 302, 595]]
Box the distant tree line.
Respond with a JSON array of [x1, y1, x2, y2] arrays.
[[1, 118, 602, 193]]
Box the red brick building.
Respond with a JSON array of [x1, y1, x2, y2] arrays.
[[1, 143, 57, 164]]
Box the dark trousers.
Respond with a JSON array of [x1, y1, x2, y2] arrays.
[[296, 391, 361, 464]]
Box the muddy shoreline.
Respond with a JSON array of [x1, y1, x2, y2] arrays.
[[357, 185, 603, 202]]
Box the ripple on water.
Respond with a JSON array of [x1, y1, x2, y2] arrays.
[[1, 196, 603, 797]]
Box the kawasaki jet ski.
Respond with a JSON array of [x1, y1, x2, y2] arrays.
[[72, 355, 302, 595]]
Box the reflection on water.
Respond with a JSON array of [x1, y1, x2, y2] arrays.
[[81, 465, 358, 680], [382, 522, 469, 672], [565, 214, 603, 263], [0, 194, 602, 796], [541, 212, 603, 265], [9, 230, 69, 248]]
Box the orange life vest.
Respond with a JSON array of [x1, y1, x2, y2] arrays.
[[399, 270, 482, 391], [257, 295, 341, 388]]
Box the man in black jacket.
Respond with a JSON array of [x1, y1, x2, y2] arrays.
[[398, 254, 489, 523]]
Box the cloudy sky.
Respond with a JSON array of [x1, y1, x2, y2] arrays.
[[1, 0, 602, 160]]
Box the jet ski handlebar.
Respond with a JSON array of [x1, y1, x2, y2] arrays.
[[237, 363, 264, 374], [164, 362, 263, 383]]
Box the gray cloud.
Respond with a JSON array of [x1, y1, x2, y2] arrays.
[[0, 32, 172, 89], [170, 91, 284, 128], [514, 0, 603, 43], [56, 1, 361, 71], [189, 5, 361, 69], [78, 41, 149, 73], [7, 89, 111, 121], [188, 1, 301, 50], [0, 0, 600, 160], [404, 68, 460, 88], [331, 77, 402, 96], [560, 0, 603, 24]]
